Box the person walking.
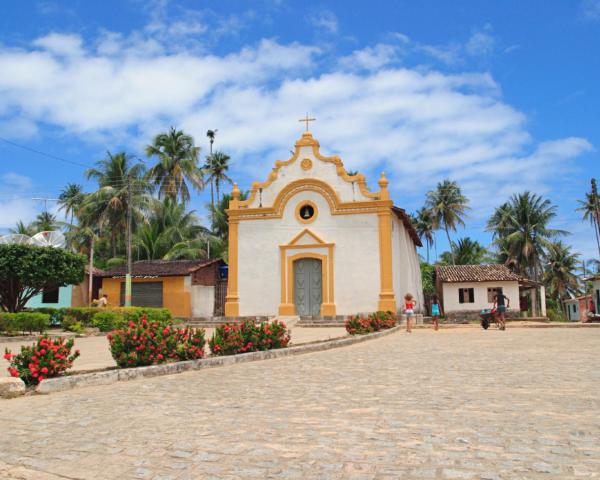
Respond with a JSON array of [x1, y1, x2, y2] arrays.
[[404, 293, 416, 333], [430, 294, 442, 331], [493, 288, 510, 331]]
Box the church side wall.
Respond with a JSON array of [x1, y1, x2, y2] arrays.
[[391, 217, 424, 313], [237, 189, 380, 316]]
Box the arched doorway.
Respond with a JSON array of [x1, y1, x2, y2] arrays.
[[293, 258, 323, 316]]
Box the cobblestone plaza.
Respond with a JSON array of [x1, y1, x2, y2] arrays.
[[1, 328, 599, 479]]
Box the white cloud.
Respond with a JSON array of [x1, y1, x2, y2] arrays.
[[582, 0, 600, 19], [465, 25, 495, 57], [0, 28, 593, 256], [0, 173, 38, 230], [338, 44, 399, 71], [33, 33, 84, 57], [307, 9, 339, 34]]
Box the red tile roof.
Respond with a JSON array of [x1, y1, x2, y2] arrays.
[[435, 264, 521, 283], [100, 259, 222, 278]]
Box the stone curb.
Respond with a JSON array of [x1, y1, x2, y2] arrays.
[[411, 323, 600, 329], [34, 325, 402, 395]]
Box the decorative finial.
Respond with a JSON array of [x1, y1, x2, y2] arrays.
[[232, 183, 240, 200], [378, 172, 390, 200], [299, 113, 316, 132]]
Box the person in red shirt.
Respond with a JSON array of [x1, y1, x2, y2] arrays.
[[404, 293, 417, 333]]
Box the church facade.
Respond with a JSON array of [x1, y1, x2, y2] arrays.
[[224, 130, 423, 317]]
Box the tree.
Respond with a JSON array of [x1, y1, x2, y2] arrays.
[[134, 197, 222, 260], [438, 237, 489, 266], [413, 207, 435, 263], [577, 178, 600, 258], [84, 151, 147, 258], [145, 127, 203, 204], [544, 241, 580, 314], [58, 183, 84, 225], [0, 244, 85, 312], [10, 221, 34, 236], [425, 179, 469, 265], [487, 192, 566, 281], [209, 191, 249, 241], [31, 211, 59, 232], [203, 151, 233, 210]]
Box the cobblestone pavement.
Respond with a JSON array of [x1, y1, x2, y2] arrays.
[[0, 327, 346, 376], [1, 328, 599, 479]]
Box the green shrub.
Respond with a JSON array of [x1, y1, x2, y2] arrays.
[[0, 312, 50, 335], [115, 307, 173, 326], [92, 311, 125, 332], [61, 315, 83, 333], [547, 308, 568, 323]]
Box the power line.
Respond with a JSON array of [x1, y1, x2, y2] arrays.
[[0, 136, 93, 169]]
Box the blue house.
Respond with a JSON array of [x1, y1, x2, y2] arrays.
[[26, 285, 73, 309]]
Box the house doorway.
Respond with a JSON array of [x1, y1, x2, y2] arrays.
[[293, 258, 323, 316]]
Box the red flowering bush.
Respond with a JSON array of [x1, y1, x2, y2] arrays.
[[108, 315, 205, 368], [209, 319, 290, 356], [345, 311, 396, 335], [4, 336, 80, 385]]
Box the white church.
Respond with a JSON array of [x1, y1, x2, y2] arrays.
[[224, 125, 423, 317]]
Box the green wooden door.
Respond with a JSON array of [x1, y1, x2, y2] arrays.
[[294, 258, 322, 316]]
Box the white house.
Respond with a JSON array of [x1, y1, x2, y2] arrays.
[[435, 265, 525, 321], [224, 129, 423, 318]]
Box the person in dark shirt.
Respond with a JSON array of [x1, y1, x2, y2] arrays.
[[493, 288, 510, 331]]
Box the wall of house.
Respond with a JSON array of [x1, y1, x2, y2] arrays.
[[593, 280, 600, 314], [26, 285, 72, 309], [237, 188, 381, 316], [100, 276, 191, 318], [441, 281, 520, 317], [191, 285, 215, 317], [564, 300, 580, 321]]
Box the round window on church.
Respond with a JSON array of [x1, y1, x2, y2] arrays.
[[295, 201, 318, 224]]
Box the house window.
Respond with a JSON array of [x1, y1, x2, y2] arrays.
[[42, 288, 59, 304], [487, 287, 499, 303], [459, 288, 474, 304]]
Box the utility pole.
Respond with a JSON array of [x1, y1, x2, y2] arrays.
[[125, 178, 133, 307], [32, 197, 59, 212]]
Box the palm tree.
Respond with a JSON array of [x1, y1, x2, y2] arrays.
[[58, 183, 84, 225], [204, 151, 233, 209], [31, 211, 59, 232], [544, 241, 580, 314], [145, 127, 203, 204], [134, 197, 218, 260], [425, 179, 469, 265], [9, 220, 34, 236], [438, 237, 489, 266], [487, 192, 567, 281], [413, 207, 435, 263], [577, 178, 600, 258], [209, 191, 249, 241], [84, 151, 147, 259]]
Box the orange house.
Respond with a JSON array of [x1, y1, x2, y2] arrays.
[[98, 259, 225, 319]]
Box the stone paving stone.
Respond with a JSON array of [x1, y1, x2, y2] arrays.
[[0, 329, 599, 479]]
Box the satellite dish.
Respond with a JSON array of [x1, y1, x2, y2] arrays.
[[0, 234, 32, 245], [30, 231, 66, 249]]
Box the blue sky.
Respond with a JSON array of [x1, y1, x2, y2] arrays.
[[0, 0, 598, 261]]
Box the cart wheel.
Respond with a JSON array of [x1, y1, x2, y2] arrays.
[[481, 319, 490, 330]]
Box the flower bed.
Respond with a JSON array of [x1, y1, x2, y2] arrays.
[[345, 311, 397, 335], [108, 316, 205, 368], [209, 319, 290, 356], [4, 335, 80, 385]]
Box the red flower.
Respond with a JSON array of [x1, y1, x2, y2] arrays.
[[41, 367, 49, 374]]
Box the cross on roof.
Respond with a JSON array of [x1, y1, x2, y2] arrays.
[[298, 114, 316, 132]]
